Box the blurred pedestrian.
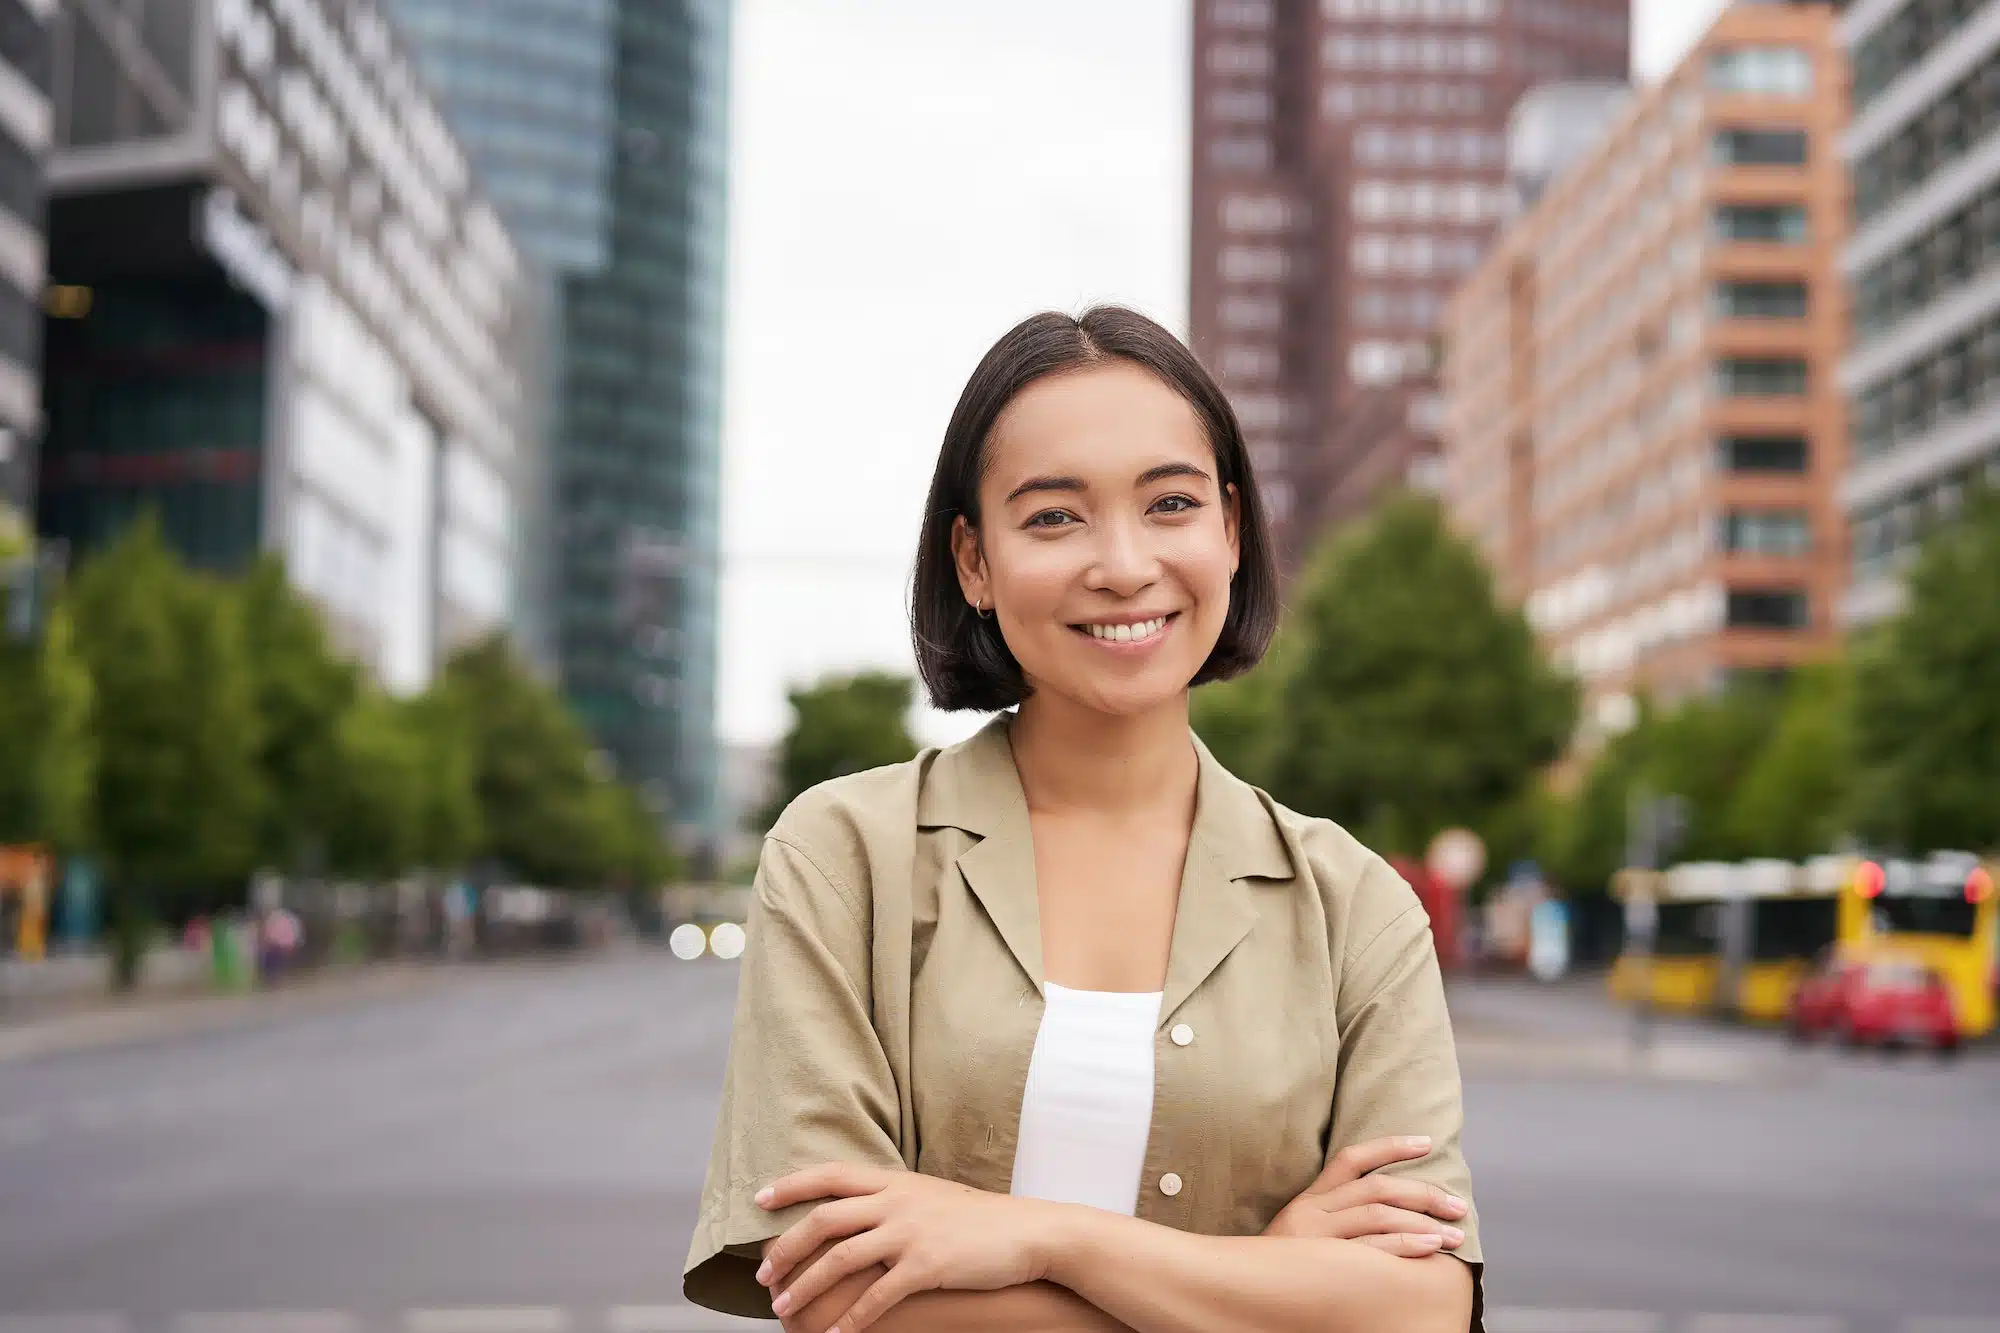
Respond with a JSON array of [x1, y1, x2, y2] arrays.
[[686, 307, 1482, 1332], [258, 907, 301, 986]]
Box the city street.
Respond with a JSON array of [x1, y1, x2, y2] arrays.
[[1, 953, 1995, 1333]]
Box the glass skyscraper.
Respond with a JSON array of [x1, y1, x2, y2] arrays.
[[390, 0, 729, 852]]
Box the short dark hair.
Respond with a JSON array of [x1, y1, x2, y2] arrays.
[[911, 305, 1280, 713]]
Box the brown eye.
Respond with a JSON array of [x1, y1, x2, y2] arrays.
[[1151, 494, 1200, 514]]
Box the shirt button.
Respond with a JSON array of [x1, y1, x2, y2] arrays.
[[1159, 1172, 1183, 1197], [1170, 1023, 1194, 1047]]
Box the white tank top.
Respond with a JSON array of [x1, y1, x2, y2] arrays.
[[1009, 981, 1163, 1216]]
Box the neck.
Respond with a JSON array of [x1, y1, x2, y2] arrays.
[[1008, 691, 1198, 819]]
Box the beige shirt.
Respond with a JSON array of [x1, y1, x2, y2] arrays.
[[685, 715, 1484, 1323]]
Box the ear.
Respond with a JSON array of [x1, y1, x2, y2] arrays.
[[1223, 482, 1241, 577], [950, 514, 989, 610]]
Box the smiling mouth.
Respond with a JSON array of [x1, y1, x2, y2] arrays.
[[1071, 613, 1178, 645]]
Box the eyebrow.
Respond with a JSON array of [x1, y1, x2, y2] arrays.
[[1003, 461, 1215, 504]]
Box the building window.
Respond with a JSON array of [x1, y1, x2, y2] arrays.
[[1717, 435, 1808, 473], [1209, 137, 1273, 171], [1853, 307, 2000, 460], [1220, 245, 1290, 281], [1715, 357, 1807, 397], [1720, 509, 1811, 557], [1208, 42, 1272, 75], [1712, 280, 1808, 320], [1725, 588, 1810, 630], [1220, 344, 1280, 380], [1222, 192, 1293, 232], [1707, 47, 1813, 97], [1854, 52, 2000, 222], [1855, 0, 1981, 113], [1211, 0, 1272, 27], [1220, 296, 1283, 331], [1211, 89, 1274, 123], [1853, 180, 2000, 343], [1711, 127, 1808, 167], [1711, 203, 1808, 243]]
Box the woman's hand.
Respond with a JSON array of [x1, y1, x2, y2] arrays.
[[1263, 1135, 1469, 1258], [756, 1162, 1060, 1331]]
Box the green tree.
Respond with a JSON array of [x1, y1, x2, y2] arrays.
[[1728, 661, 1856, 860], [400, 689, 484, 872], [235, 554, 358, 873], [0, 596, 97, 851], [67, 519, 264, 964], [322, 692, 426, 880], [1189, 647, 1287, 789], [1852, 489, 2000, 853], [1637, 683, 1783, 864], [1539, 713, 1656, 897], [1263, 494, 1577, 854], [756, 670, 919, 829], [441, 634, 620, 888]]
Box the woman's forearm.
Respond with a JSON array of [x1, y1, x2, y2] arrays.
[[783, 1265, 1134, 1333], [1040, 1205, 1473, 1333]]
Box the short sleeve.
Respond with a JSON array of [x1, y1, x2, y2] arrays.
[[1329, 857, 1485, 1329], [682, 836, 905, 1318]]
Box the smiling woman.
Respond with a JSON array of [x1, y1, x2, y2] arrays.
[[685, 307, 1484, 1333]]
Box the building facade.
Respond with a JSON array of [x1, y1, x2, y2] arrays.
[[1188, 0, 1630, 575], [1442, 2, 1848, 739], [0, 0, 49, 530], [1840, 0, 2000, 624], [389, 0, 729, 850], [35, 0, 526, 693]]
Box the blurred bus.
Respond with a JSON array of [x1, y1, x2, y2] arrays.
[[1609, 863, 1725, 1013], [1610, 854, 1996, 1036], [1843, 853, 1996, 1039]]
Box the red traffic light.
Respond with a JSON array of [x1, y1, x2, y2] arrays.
[[1968, 867, 1994, 905], [1855, 861, 1886, 899]]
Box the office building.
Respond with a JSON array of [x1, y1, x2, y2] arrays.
[[1840, 0, 2000, 624], [35, 0, 527, 693], [389, 0, 730, 847], [0, 0, 49, 529], [1188, 0, 1630, 575], [1441, 2, 1848, 739]]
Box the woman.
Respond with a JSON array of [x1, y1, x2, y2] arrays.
[[685, 307, 1482, 1332]]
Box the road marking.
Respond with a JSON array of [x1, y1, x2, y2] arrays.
[[0, 1318, 130, 1333], [606, 1309, 764, 1331], [1685, 1318, 1844, 1333], [174, 1314, 361, 1333], [1487, 1310, 1664, 1333], [406, 1310, 571, 1333]]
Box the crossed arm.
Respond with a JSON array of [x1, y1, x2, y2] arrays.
[[760, 1138, 1475, 1333]]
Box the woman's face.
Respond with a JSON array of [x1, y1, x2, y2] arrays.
[[953, 360, 1239, 719]]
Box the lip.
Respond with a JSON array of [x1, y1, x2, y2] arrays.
[[1070, 611, 1179, 649]]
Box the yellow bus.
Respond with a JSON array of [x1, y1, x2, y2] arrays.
[[1843, 853, 1997, 1039], [1610, 854, 1998, 1036], [1609, 863, 1726, 1014]]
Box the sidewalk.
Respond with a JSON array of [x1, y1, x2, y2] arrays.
[[0, 959, 457, 1066]]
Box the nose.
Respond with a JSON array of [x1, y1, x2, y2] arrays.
[[1085, 510, 1161, 598]]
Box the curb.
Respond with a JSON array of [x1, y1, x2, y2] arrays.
[[0, 963, 450, 1066]]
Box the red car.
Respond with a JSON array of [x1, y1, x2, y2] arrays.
[[1790, 956, 1959, 1054]]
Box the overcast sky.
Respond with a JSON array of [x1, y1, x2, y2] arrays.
[[716, 0, 1732, 750]]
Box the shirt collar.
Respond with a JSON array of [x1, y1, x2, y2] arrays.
[[917, 711, 1297, 1025]]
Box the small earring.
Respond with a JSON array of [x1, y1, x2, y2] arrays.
[[973, 600, 993, 620]]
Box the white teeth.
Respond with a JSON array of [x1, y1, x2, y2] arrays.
[[1085, 617, 1167, 641]]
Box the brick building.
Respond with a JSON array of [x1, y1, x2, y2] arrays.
[[1441, 2, 1849, 741], [1187, 0, 1630, 575]]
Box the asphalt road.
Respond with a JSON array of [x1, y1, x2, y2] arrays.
[[1, 952, 1996, 1333]]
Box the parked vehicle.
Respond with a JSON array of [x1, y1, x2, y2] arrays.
[[1789, 953, 1958, 1055]]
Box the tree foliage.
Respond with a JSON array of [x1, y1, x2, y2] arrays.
[[235, 553, 358, 873], [1852, 490, 2000, 853], [1728, 661, 1856, 860], [1258, 495, 1576, 856], [757, 670, 918, 830], [0, 595, 96, 851], [66, 518, 262, 919]]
